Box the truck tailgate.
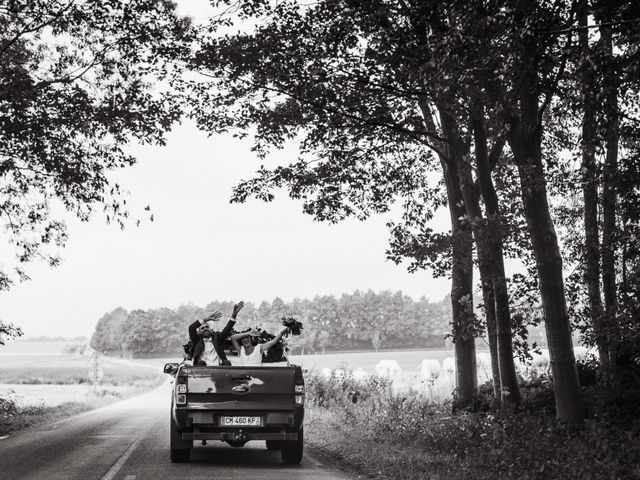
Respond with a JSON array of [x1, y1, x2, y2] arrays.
[[185, 366, 294, 410]]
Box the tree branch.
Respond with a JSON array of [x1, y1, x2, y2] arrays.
[[0, 0, 76, 57], [35, 43, 113, 88], [488, 135, 506, 172], [549, 17, 640, 35], [244, 77, 447, 149]]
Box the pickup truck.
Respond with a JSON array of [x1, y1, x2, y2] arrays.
[[163, 360, 305, 464]]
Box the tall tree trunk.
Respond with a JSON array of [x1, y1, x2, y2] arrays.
[[579, 0, 609, 368], [440, 109, 503, 400], [508, 126, 584, 423], [471, 111, 521, 407], [599, 16, 619, 367], [443, 161, 478, 404], [508, 123, 584, 424], [419, 102, 477, 404], [507, 1, 584, 424], [454, 132, 501, 400], [480, 266, 501, 397]]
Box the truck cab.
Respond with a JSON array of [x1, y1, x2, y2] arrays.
[[164, 359, 305, 464]]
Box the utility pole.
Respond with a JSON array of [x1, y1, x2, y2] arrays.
[[88, 351, 103, 391]]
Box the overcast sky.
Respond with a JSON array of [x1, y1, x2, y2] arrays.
[[0, 119, 453, 339]]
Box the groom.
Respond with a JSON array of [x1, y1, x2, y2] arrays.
[[188, 301, 244, 366]]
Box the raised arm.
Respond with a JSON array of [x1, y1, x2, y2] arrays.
[[260, 328, 289, 353], [188, 320, 201, 344], [230, 330, 255, 341], [220, 301, 245, 339], [190, 311, 222, 342], [229, 329, 255, 352], [230, 336, 241, 353]]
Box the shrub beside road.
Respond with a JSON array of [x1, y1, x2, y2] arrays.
[[304, 372, 640, 480]]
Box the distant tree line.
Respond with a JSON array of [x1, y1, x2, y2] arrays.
[[90, 290, 462, 357]]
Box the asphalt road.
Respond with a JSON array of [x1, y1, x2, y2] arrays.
[[0, 382, 354, 480]]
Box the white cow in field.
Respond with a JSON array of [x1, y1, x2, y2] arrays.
[[514, 349, 552, 380], [531, 349, 550, 371], [352, 367, 369, 382], [574, 345, 587, 360], [574, 345, 599, 361], [442, 357, 456, 378], [476, 352, 491, 367], [414, 358, 442, 400], [515, 358, 529, 378], [431, 356, 456, 398], [375, 359, 402, 378], [333, 368, 346, 380], [476, 352, 492, 381], [418, 359, 442, 382]]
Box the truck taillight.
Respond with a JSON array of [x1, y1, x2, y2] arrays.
[[177, 394, 187, 405], [293, 365, 304, 388], [177, 384, 187, 394], [294, 395, 304, 405]]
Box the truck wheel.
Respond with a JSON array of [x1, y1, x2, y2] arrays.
[[170, 415, 192, 463], [170, 448, 190, 463], [265, 440, 282, 450], [280, 428, 303, 464]]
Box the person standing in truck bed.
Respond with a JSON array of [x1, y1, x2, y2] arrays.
[[187, 301, 244, 366]]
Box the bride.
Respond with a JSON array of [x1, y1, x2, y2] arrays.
[[230, 327, 289, 366]]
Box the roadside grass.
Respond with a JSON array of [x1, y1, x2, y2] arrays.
[[305, 407, 455, 480], [1, 398, 112, 435], [304, 372, 640, 480], [0, 378, 164, 436]]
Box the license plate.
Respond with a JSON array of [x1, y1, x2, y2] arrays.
[[219, 416, 262, 427]]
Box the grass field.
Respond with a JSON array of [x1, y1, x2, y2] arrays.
[[0, 342, 164, 408], [0, 364, 162, 385]]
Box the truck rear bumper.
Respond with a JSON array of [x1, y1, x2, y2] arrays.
[[182, 431, 298, 441]]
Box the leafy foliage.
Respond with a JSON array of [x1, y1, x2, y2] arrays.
[[186, 0, 452, 275], [0, 320, 22, 346], [0, 0, 191, 288]]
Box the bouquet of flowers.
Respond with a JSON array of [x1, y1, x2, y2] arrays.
[[282, 316, 303, 336]]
